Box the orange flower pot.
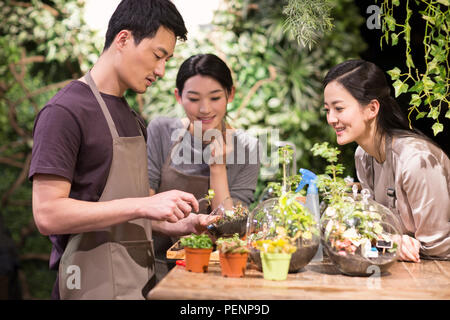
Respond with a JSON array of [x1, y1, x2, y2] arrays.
[[184, 247, 212, 273], [219, 252, 248, 278]]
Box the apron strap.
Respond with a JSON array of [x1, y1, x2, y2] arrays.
[[85, 71, 119, 139], [164, 120, 191, 169], [130, 109, 145, 137]]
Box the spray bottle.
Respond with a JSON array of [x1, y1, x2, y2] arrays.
[[295, 168, 323, 261]]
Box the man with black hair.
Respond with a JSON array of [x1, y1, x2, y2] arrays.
[[29, 0, 213, 300]]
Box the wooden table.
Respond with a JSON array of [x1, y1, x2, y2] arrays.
[[147, 258, 450, 300]]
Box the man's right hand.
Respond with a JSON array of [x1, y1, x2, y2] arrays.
[[138, 190, 199, 223]]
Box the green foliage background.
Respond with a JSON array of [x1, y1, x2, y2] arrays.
[[0, 0, 366, 299]]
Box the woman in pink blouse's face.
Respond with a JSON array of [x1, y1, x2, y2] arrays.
[[323, 80, 379, 148]]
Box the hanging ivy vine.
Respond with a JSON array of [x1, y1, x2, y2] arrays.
[[379, 0, 449, 136]]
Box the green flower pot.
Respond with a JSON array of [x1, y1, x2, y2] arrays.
[[260, 252, 292, 281]]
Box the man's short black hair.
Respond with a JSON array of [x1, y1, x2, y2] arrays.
[[104, 0, 188, 51]]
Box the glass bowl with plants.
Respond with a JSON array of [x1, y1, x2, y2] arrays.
[[216, 233, 250, 278], [246, 146, 320, 273], [204, 190, 250, 239], [247, 193, 320, 272], [255, 235, 297, 281], [320, 195, 401, 276], [312, 142, 401, 276], [180, 233, 214, 273]]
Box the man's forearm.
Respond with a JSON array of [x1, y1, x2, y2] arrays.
[[33, 196, 143, 236], [33, 174, 201, 236]]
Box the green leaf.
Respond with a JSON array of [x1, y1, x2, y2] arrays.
[[433, 82, 446, 99], [435, 34, 447, 48], [410, 94, 422, 106], [445, 109, 450, 119], [406, 54, 415, 68], [409, 81, 424, 93], [393, 0, 400, 5], [422, 76, 435, 91], [391, 33, 399, 46], [385, 16, 396, 31], [427, 59, 439, 74], [422, 15, 436, 25], [427, 107, 440, 120], [387, 67, 402, 80], [438, 65, 447, 78], [416, 112, 427, 120], [436, 0, 449, 6], [431, 122, 444, 136], [392, 79, 409, 97]]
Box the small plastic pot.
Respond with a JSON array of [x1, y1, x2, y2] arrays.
[[219, 252, 248, 278], [184, 247, 212, 273], [260, 252, 292, 281]]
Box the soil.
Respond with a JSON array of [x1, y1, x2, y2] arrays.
[[324, 245, 397, 276], [207, 217, 247, 238]]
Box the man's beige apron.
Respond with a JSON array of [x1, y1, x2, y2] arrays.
[[58, 72, 154, 300], [153, 124, 210, 282]]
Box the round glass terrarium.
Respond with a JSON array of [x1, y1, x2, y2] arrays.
[[320, 189, 402, 276], [246, 193, 320, 272], [206, 197, 249, 239]]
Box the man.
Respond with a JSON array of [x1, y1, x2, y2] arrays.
[[29, 0, 213, 300]]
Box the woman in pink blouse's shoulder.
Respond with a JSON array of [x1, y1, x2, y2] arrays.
[[322, 59, 450, 262]]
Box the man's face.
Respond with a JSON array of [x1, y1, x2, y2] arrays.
[[116, 26, 176, 94]]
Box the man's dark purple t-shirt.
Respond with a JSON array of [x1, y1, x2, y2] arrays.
[[28, 80, 147, 298]]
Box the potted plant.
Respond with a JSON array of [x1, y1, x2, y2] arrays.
[[247, 145, 320, 272], [216, 233, 250, 278], [255, 234, 297, 281], [312, 142, 401, 276], [180, 234, 213, 273]]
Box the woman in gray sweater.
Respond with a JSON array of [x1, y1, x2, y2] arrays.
[[146, 54, 260, 281]]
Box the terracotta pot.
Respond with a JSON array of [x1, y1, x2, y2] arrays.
[[219, 252, 248, 278], [184, 247, 212, 273]]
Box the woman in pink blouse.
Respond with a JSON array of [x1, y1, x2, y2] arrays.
[[322, 59, 449, 262]]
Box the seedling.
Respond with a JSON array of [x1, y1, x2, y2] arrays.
[[180, 234, 213, 249]]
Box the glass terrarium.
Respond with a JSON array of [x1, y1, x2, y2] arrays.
[[206, 197, 249, 239], [246, 192, 320, 272], [320, 188, 402, 276]]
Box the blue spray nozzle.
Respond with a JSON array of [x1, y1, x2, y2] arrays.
[[295, 168, 318, 193]]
